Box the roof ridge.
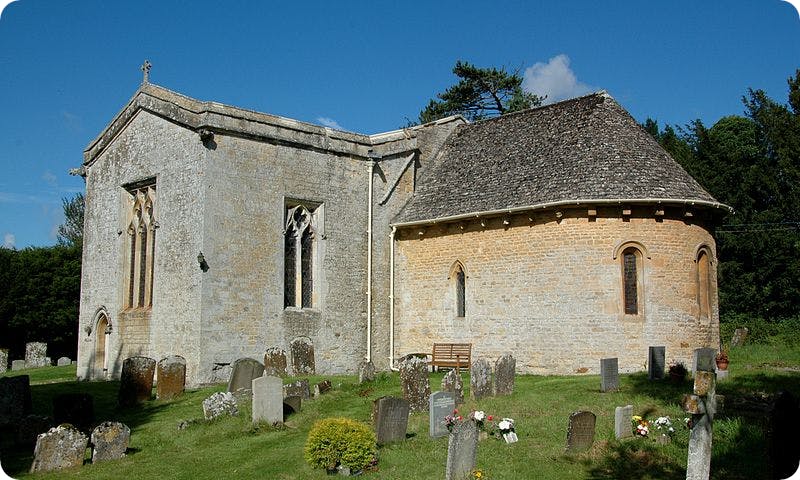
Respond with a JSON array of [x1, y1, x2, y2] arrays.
[[467, 90, 612, 127]]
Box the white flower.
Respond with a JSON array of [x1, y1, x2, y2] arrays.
[[498, 418, 514, 431], [473, 411, 485, 422]]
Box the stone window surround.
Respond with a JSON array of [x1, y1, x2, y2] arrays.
[[447, 260, 467, 318], [613, 240, 649, 318], [121, 178, 157, 311], [283, 199, 323, 311], [694, 244, 715, 320]]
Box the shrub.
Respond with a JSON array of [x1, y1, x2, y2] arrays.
[[304, 417, 376, 472]]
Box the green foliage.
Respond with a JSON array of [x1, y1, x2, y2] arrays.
[[57, 193, 85, 248], [720, 314, 800, 345], [304, 417, 377, 471], [417, 61, 543, 124]]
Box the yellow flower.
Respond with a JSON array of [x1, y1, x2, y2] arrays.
[[632, 415, 642, 421], [472, 469, 483, 478]]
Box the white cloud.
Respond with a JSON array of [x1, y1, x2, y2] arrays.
[[42, 170, 58, 187], [3, 233, 15, 249], [61, 110, 82, 131], [316, 117, 344, 131], [522, 54, 595, 104]]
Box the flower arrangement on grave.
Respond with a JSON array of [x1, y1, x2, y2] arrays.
[[470, 410, 493, 432], [652, 416, 676, 437], [444, 409, 464, 433], [632, 415, 650, 436], [497, 417, 518, 443], [715, 350, 729, 370]]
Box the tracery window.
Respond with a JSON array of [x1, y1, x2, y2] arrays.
[[284, 204, 318, 309], [123, 180, 156, 309]]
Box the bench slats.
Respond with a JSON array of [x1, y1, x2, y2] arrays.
[[430, 343, 472, 371]]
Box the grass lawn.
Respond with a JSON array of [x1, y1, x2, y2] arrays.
[[1, 342, 799, 480]]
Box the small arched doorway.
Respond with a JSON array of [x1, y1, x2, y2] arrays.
[[93, 313, 110, 377]]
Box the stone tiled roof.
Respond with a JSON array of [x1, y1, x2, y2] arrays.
[[393, 92, 728, 225]]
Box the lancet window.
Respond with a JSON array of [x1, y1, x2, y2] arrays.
[[124, 181, 156, 309]]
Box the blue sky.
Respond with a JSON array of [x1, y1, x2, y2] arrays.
[[0, 0, 798, 248]]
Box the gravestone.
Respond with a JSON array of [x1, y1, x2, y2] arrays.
[[91, 421, 130, 462], [25, 342, 48, 368], [730, 327, 749, 347], [429, 391, 456, 438], [263, 347, 288, 377], [57, 357, 71, 367], [683, 351, 717, 480], [227, 357, 264, 393], [470, 359, 493, 400], [283, 379, 311, 399], [315, 379, 332, 396], [399, 356, 431, 412], [11, 359, 26, 371], [16, 414, 53, 446], [0, 374, 32, 425], [565, 411, 597, 453], [693, 348, 717, 373], [358, 360, 376, 383], [118, 356, 156, 407], [373, 396, 410, 445], [445, 419, 478, 480], [494, 354, 516, 396], [441, 369, 464, 405], [156, 355, 186, 400], [290, 337, 315, 375], [53, 393, 94, 431], [770, 391, 800, 479], [0, 348, 8, 374], [283, 395, 302, 418], [600, 358, 619, 392], [29, 425, 88, 473], [648, 346, 665, 380], [202, 391, 239, 420], [252, 375, 283, 425], [614, 405, 633, 439]]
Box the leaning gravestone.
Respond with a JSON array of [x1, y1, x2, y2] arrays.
[[494, 354, 516, 396], [0, 374, 32, 425], [91, 421, 130, 463], [693, 348, 717, 373], [470, 359, 493, 400], [445, 419, 478, 480], [12, 359, 26, 371], [0, 348, 8, 374], [53, 393, 94, 431], [615, 405, 633, 439], [263, 347, 288, 377], [290, 337, 315, 375], [25, 342, 48, 368], [227, 357, 264, 393], [373, 396, 410, 445], [566, 411, 597, 453], [157, 355, 186, 400], [30, 425, 88, 473], [283, 379, 311, 400], [57, 357, 71, 367], [314, 379, 332, 396], [429, 391, 456, 438], [648, 346, 666, 380], [202, 391, 239, 420], [731, 327, 749, 347], [118, 356, 156, 407], [252, 375, 283, 425], [399, 356, 430, 412], [358, 360, 376, 383], [600, 358, 619, 392], [441, 369, 464, 405]]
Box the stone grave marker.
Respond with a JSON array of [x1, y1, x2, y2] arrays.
[[91, 421, 130, 462], [565, 411, 597, 453], [11, 359, 26, 371], [283, 379, 311, 399], [30, 425, 88, 473], [314, 379, 332, 396], [399, 356, 430, 412], [263, 347, 288, 377], [252, 375, 283, 425], [25, 342, 48, 368], [16, 414, 53, 446], [693, 348, 717, 373], [373, 396, 410, 445], [648, 346, 665, 380], [227, 357, 264, 393], [600, 358, 619, 392], [494, 354, 515, 396], [429, 391, 456, 438], [445, 419, 478, 480], [157, 355, 186, 400], [614, 405, 633, 439], [202, 391, 239, 420], [118, 356, 156, 407], [290, 337, 315, 375], [0, 348, 8, 374], [358, 360, 376, 383], [53, 393, 94, 431], [283, 395, 302, 418], [0, 374, 32, 425], [731, 327, 749, 347], [441, 369, 464, 405], [470, 358, 493, 400], [56, 357, 71, 367]]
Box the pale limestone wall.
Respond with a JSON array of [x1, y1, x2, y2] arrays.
[[393, 207, 720, 375]]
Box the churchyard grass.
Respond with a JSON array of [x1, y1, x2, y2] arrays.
[[2, 342, 798, 479]]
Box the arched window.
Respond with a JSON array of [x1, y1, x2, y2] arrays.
[[449, 261, 466, 318], [285, 204, 318, 309], [621, 247, 642, 315], [123, 180, 156, 309], [697, 249, 711, 319]]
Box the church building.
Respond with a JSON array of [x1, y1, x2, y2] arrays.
[[75, 78, 729, 385]]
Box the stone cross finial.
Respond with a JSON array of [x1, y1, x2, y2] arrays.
[[141, 60, 152, 83]]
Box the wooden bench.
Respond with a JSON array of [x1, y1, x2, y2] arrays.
[[430, 343, 472, 371]]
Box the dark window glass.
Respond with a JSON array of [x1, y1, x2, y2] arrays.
[[456, 267, 465, 317], [284, 229, 296, 308], [623, 251, 638, 314], [301, 228, 313, 308]]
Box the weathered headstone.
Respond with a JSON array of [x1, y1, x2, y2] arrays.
[[29, 425, 88, 473], [648, 346, 665, 380], [373, 396, 410, 445], [0, 374, 32, 425], [494, 354, 515, 396], [263, 347, 288, 377], [0, 348, 8, 374], [16, 414, 53, 446], [53, 393, 94, 431], [283, 379, 311, 399], [565, 411, 597, 453], [56, 356, 71, 367], [283, 395, 302, 418], [730, 327, 749, 347], [118, 356, 156, 407], [441, 369, 464, 405], [614, 405, 633, 439], [290, 337, 315, 375], [470, 359, 493, 400], [445, 419, 478, 480], [202, 391, 239, 420], [399, 356, 431, 412], [429, 391, 456, 438], [693, 348, 717, 373], [252, 375, 283, 425], [314, 379, 332, 396], [358, 360, 376, 384], [770, 391, 800, 479], [11, 359, 26, 371], [25, 342, 48, 368], [683, 353, 717, 480], [90, 421, 130, 462], [600, 358, 619, 392], [227, 357, 264, 393], [156, 355, 186, 400]]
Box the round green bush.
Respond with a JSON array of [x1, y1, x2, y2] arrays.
[[304, 417, 377, 471]]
